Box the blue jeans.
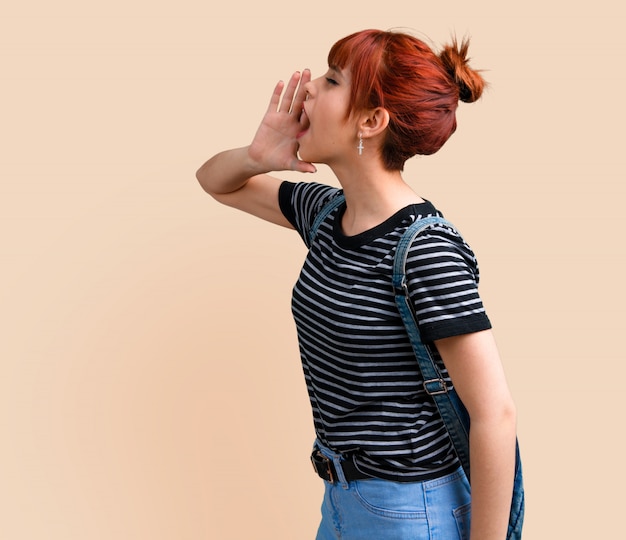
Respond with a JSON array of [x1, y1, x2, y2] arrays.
[[314, 441, 471, 540]]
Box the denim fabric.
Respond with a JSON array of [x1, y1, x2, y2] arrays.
[[314, 441, 471, 540]]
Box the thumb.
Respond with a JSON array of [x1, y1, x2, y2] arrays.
[[292, 158, 317, 174]]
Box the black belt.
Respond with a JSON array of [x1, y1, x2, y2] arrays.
[[310, 449, 372, 483]]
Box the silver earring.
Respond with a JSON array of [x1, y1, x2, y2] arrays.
[[357, 133, 364, 155]]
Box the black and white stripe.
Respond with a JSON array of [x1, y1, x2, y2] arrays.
[[279, 181, 491, 482]]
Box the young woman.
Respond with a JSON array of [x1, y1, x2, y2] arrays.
[[197, 29, 517, 540]]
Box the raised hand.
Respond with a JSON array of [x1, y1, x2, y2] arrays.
[[248, 69, 316, 174]]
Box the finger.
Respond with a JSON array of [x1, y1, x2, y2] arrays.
[[267, 80, 285, 112], [292, 157, 317, 174], [293, 68, 311, 110], [278, 71, 301, 113], [299, 161, 317, 174]]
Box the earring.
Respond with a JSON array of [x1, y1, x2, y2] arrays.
[[357, 133, 364, 155]]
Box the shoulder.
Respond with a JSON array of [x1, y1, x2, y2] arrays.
[[279, 181, 341, 213], [405, 220, 480, 279], [279, 181, 343, 246], [402, 218, 490, 341]]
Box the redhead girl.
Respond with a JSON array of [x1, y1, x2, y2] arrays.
[[197, 29, 517, 540]]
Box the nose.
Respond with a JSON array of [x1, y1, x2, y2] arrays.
[[303, 79, 315, 99]]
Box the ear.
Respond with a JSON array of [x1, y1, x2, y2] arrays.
[[357, 107, 390, 139]]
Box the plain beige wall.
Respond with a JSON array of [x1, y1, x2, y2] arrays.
[[1, 1, 624, 538]]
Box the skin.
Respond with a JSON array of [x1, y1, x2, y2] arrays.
[[197, 66, 517, 540]]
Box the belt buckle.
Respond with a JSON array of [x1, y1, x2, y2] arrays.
[[311, 450, 334, 482]]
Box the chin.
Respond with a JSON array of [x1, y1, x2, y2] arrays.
[[297, 145, 315, 164]]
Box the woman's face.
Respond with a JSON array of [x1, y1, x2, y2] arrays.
[[297, 66, 358, 166]]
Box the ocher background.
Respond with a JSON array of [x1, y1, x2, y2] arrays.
[[1, 0, 623, 538]]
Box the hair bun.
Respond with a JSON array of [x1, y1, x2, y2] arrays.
[[439, 37, 485, 103]]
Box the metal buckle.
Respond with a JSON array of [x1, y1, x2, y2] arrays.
[[423, 378, 448, 395], [311, 450, 334, 482]]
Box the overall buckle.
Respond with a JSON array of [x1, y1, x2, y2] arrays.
[[423, 378, 448, 395]]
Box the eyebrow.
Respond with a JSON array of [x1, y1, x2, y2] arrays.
[[328, 64, 344, 77]]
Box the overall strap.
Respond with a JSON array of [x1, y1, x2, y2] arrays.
[[391, 216, 472, 479], [308, 193, 345, 245], [392, 216, 525, 539]]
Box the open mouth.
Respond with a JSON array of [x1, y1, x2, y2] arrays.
[[296, 107, 310, 139]]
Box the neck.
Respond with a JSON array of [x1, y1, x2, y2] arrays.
[[329, 160, 424, 236]]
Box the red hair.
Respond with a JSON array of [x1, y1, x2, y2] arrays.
[[328, 29, 486, 170]]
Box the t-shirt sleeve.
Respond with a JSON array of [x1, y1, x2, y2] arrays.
[[279, 181, 342, 248], [405, 223, 492, 342]]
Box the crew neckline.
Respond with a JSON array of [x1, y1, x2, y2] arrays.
[[332, 199, 439, 249]]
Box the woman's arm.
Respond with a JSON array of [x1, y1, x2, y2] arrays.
[[196, 70, 315, 227], [435, 329, 516, 540], [196, 149, 292, 228]]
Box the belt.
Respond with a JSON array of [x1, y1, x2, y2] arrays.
[[310, 449, 372, 483]]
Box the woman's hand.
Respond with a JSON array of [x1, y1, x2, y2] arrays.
[[248, 69, 316, 174], [195, 69, 315, 228]]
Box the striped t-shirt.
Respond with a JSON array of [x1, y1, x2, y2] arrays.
[[279, 181, 491, 482]]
